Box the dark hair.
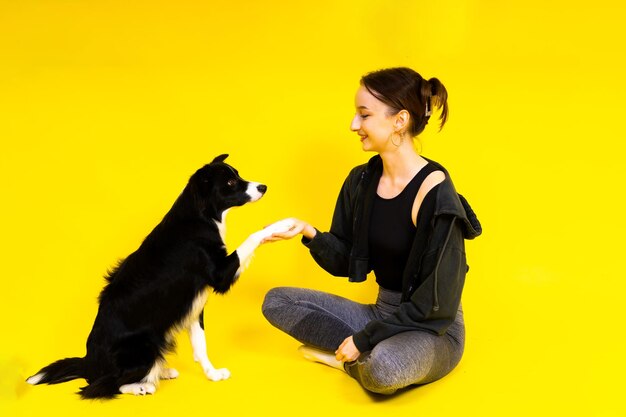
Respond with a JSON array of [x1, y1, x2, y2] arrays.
[[361, 67, 448, 136]]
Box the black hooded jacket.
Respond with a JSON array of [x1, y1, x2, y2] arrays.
[[302, 155, 482, 352]]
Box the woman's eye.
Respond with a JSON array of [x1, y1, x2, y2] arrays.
[[360, 114, 369, 119]]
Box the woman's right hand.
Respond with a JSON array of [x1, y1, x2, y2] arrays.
[[261, 218, 316, 243]]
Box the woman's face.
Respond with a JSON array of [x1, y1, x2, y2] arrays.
[[350, 85, 397, 152]]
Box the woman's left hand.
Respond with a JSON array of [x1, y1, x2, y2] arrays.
[[335, 336, 360, 362]]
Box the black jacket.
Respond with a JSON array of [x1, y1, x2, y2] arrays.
[[302, 155, 482, 352]]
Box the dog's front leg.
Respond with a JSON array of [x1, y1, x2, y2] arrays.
[[233, 231, 265, 278], [234, 218, 296, 277], [189, 319, 230, 381]]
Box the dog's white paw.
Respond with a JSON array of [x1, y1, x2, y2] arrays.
[[258, 218, 296, 239], [205, 367, 230, 381], [119, 382, 157, 396], [160, 368, 179, 380]]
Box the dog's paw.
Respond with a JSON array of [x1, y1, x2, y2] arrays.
[[258, 218, 296, 239], [119, 382, 157, 396], [205, 367, 230, 381], [160, 368, 179, 380]]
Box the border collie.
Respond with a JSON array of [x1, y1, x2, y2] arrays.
[[26, 154, 293, 399]]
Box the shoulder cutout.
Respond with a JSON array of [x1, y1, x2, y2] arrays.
[[411, 170, 445, 226]]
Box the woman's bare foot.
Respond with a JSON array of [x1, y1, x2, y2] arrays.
[[298, 345, 345, 371]]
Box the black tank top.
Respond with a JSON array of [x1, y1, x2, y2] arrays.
[[369, 162, 439, 291]]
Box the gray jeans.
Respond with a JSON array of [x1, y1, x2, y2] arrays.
[[261, 286, 465, 395]]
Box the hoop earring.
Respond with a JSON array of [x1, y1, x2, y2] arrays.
[[390, 132, 403, 147]]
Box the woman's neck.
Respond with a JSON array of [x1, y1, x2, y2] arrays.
[[379, 144, 426, 182]]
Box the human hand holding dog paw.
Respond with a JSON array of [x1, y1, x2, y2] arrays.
[[260, 218, 316, 243], [262, 218, 296, 236], [252, 219, 295, 243]]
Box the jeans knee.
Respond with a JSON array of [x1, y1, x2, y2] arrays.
[[261, 288, 278, 318], [261, 287, 290, 321], [360, 369, 398, 395], [354, 352, 399, 395]]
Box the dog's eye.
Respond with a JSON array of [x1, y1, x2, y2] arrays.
[[227, 179, 237, 187]]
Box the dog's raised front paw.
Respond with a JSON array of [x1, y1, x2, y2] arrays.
[[257, 219, 296, 239], [205, 367, 230, 381], [119, 382, 157, 396]]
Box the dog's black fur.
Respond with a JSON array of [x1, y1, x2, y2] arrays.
[[27, 154, 266, 399]]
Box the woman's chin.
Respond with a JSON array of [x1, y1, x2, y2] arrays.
[[360, 143, 378, 153]]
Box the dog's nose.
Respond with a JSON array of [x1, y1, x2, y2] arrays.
[[257, 184, 267, 194]]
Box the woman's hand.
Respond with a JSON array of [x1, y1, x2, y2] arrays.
[[262, 218, 316, 243], [335, 336, 360, 362]]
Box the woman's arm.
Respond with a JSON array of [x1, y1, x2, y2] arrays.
[[262, 166, 362, 277], [262, 217, 353, 277]]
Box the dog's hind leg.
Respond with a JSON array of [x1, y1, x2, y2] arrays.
[[158, 334, 178, 380], [189, 319, 230, 381], [159, 368, 179, 380], [114, 332, 165, 396], [119, 382, 157, 396], [118, 359, 163, 396]]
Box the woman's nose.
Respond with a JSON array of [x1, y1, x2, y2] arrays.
[[350, 115, 360, 131]]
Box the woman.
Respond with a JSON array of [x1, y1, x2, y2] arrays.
[[261, 67, 481, 395]]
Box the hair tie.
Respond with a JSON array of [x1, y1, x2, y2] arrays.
[[422, 78, 432, 117]]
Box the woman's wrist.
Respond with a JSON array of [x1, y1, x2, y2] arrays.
[[301, 223, 317, 240]]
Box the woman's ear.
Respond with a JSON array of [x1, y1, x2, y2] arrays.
[[394, 110, 410, 132]]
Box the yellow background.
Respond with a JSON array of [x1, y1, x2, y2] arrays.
[[1, 1, 624, 416]]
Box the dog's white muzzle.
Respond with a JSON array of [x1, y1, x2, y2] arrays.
[[246, 182, 266, 202]]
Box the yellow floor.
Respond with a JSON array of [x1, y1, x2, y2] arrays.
[[3, 258, 624, 416], [1, 1, 625, 416]]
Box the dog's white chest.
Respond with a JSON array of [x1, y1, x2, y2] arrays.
[[214, 209, 228, 247]]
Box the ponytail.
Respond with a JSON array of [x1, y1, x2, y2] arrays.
[[424, 78, 448, 131]]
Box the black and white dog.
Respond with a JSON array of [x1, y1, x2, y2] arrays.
[[26, 154, 292, 399]]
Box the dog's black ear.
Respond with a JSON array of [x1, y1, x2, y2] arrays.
[[212, 154, 229, 163]]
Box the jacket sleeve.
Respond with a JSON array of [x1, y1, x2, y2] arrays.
[[301, 168, 359, 277], [352, 215, 467, 352]]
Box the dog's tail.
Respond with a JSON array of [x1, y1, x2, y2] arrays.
[[27, 357, 121, 400], [26, 357, 85, 385]]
